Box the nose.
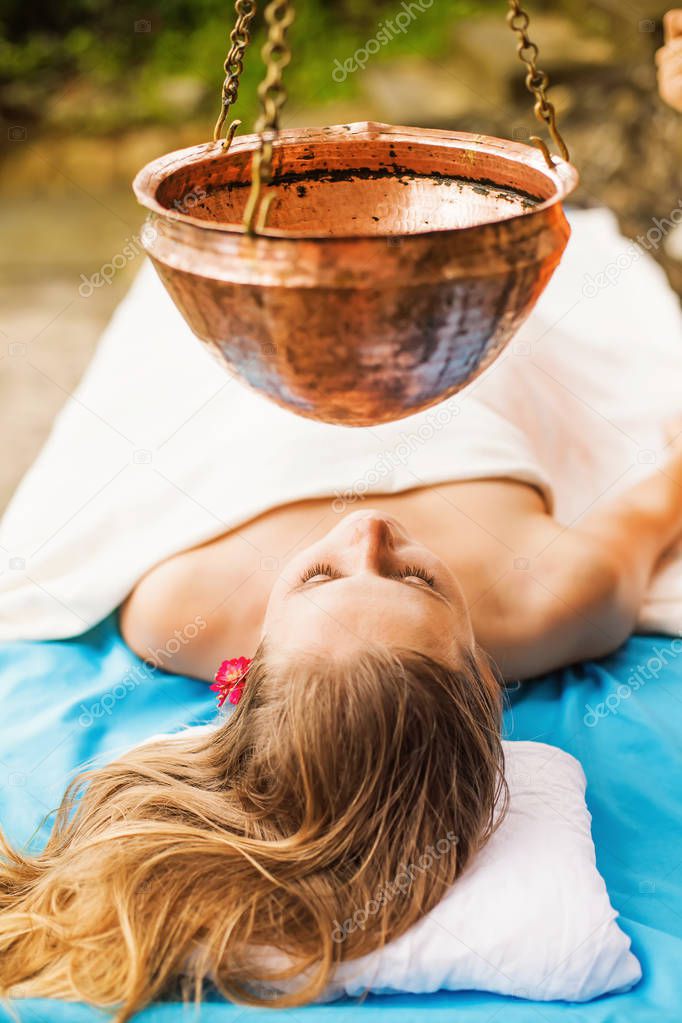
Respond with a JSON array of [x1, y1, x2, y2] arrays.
[[346, 511, 394, 571]]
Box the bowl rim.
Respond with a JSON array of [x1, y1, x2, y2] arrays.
[[132, 120, 579, 242]]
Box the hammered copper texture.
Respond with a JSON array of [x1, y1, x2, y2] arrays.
[[133, 122, 578, 426]]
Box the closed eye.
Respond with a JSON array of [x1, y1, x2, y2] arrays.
[[299, 561, 342, 584], [298, 562, 435, 588], [392, 565, 435, 587]]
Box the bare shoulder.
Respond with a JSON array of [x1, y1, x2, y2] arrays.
[[119, 534, 264, 680], [119, 556, 200, 669]]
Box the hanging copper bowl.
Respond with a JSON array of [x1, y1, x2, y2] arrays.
[[133, 121, 578, 427]]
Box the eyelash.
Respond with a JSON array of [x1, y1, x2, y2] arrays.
[[396, 565, 436, 587], [299, 562, 435, 587], [300, 561, 339, 582]]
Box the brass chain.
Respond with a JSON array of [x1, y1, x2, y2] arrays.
[[506, 0, 569, 168], [243, 0, 295, 233], [213, 0, 258, 150], [215, 0, 564, 231]]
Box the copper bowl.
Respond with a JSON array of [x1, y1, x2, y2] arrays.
[[133, 121, 578, 426]]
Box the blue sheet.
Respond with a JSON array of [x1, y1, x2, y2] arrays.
[[1, 616, 681, 1022]]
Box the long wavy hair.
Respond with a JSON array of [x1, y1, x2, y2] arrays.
[[0, 642, 506, 1020]]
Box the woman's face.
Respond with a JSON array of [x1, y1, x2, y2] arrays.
[[263, 510, 474, 664]]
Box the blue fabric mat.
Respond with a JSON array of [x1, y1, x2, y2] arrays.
[[1, 616, 681, 1022]]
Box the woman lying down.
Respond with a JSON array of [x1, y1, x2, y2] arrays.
[[1, 212, 681, 1015]]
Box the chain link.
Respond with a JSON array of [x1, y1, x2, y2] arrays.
[[243, 0, 295, 232], [213, 0, 258, 149], [215, 0, 567, 231], [506, 0, 569, 167]]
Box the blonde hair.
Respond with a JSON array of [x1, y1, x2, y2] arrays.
[[0, 643, 506, 1020]]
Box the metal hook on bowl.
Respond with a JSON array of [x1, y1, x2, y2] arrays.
[[529, 135, 555, 168], [222, 118, 242, 152]]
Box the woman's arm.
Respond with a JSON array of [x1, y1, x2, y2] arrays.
[[475, 440, 682, 679]]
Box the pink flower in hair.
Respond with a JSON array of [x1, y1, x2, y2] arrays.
[[210, 656, 252, 708]]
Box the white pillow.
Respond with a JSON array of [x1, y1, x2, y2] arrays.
[[137, 730, 641, 1002], [326, 740, 641, 1002]]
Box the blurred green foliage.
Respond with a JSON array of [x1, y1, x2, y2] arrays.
[[0, 0, 533, 131], [0, 0, 615, 133]]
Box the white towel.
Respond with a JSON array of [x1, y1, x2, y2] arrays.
[[1, 207, 681, 641]]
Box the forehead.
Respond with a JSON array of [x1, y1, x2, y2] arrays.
[[271, 574, 456, 659]]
